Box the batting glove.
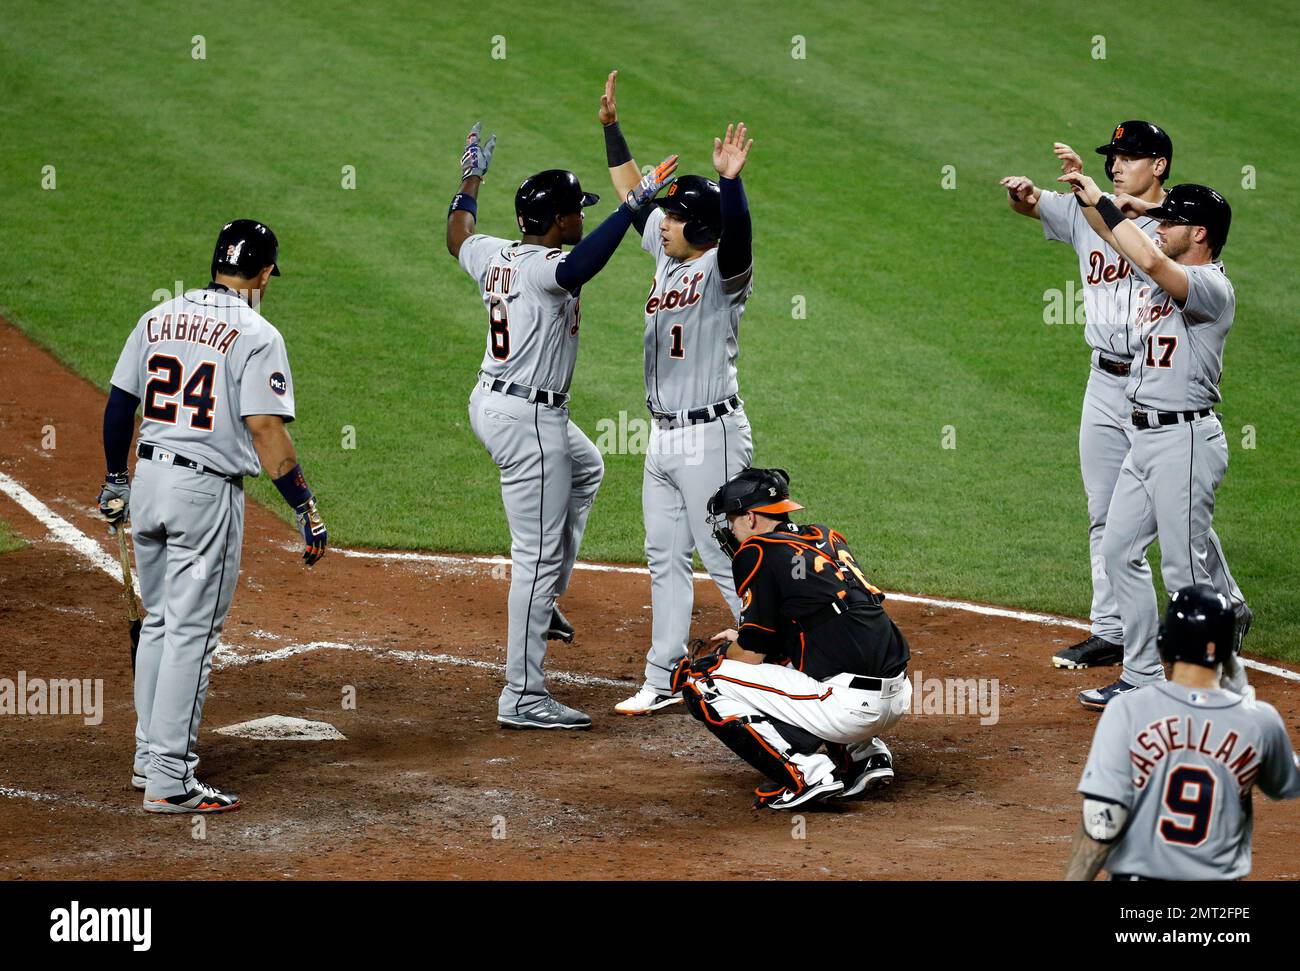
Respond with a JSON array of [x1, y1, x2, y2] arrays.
[[460, 121, 496, 181], [625, 154, 679, 211], [294, 497, 328, 566], [97, 473, 130, 528]]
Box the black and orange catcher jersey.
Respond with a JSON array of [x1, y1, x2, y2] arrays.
[[730, 522, 909, 681]]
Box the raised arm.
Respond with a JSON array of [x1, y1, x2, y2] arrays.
[[553, 156, 678, 294], [999, 141, 1086, 221], [446, 122, 496, 259], [1060, 171, 1189, 302], [599, 71, 642, 201], [713, 122, 753, 281]]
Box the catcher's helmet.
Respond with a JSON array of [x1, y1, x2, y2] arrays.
[[1145, 183, 1232, 258], [655, 175, 722, 245], [515, 170, 599, 235], [706, 468, 804, 558], [1158, 585, 1236, 668], [1095, 120, 1173, 182], [212, 219, 281, 279]]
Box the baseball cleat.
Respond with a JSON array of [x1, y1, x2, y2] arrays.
[[131, 770, 147, 791], [143, 780, 240, 814], [547, 606, 575, 643], [614, 684, 683, 716], [1053, 635, 1123, 669], [758, 777, 845, 811], [1078, 678, 1139, 712], [1233, 602, 1254, 654], [497, 697, 592, 730], [837, 753, 894, 799]]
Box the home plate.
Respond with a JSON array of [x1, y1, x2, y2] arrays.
[[214, 715, 346, 740]]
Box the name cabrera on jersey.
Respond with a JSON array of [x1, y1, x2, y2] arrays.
[[731, 522, 910, 682], [459, 235, 581, 395], [1039, 191, 1158, 360], [1127, 261, 1234, 413], [1079, 683, 1300, 880], [109, 288, 295, 477], [642, 207, 751, 414]]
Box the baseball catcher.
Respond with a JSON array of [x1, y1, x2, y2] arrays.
[[672, 468, 911, 810]]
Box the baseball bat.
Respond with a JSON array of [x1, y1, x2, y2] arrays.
[[115, 524, 142, 671]]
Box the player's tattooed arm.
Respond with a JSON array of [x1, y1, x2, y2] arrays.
[[600, 70, 642, 201], [447, 122, 494, 258], [999, 176, 1042, 219], [247, 414, 327, 566], [1063, 825, 1113, 881], [1059, 171, 1190, 302]]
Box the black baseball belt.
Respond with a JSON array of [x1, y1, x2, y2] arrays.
[[1131, 407, 1213, 430], [484, 377, 568, 408], [649, 394, 740, 425], [137, 442, 240, 483], [1096, 355, 1131, 377]]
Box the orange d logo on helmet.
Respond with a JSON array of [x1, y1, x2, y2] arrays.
[[667, 182, 678, 196], [1115, 125, 1125, 139]]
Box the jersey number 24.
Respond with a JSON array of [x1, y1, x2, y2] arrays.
[[143, 354, 217, 431]]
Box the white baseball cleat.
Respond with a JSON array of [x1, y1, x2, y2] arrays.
[[143, 779, 241, 814], [761, 777, 845, 810], [614, 684, 683, 716]]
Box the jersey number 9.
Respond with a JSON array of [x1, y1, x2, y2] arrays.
[[1158, 765, 1215, 847]]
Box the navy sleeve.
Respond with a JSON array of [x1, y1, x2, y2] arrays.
[[553, 204, 635, 294], [103, 384, 141, 474], [716, 176, 752, 280]]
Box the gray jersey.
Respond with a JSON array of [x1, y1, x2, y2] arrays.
[[459, 235, 581, 394], [1127, 261, 1234, 413], [641, 208, 752, 413], [1079, 682, 1300, 880], [110, 287, 296, 477], [1040, 190, 1158, 358]]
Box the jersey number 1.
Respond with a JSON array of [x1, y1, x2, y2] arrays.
[[143, 354, 217, 431]]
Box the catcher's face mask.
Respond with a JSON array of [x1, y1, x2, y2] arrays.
[[708, 510, 742, 560]]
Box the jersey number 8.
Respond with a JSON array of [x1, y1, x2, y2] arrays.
[[143, 354, 218, 431], [489, 297, 510, 361]]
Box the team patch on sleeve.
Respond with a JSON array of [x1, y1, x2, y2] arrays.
[[269, 372, 288, 396]]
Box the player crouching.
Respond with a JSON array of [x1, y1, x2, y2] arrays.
[[670, 469, 911, 810]]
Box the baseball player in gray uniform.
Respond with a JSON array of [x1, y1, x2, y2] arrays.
[[598, 72, 757, 715], [1002, 122, 1248, 672], [1067, 586, 1300, 880], [97, 219, 327, 813], [446, 123, 677, 729], [1058, 173, 1247, 709]]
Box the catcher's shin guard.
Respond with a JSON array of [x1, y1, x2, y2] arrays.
[[680, 681, 806, 793]]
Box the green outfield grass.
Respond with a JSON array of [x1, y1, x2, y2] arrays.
[[0, 519, 26, 556], [2, 1, 1297, 658]]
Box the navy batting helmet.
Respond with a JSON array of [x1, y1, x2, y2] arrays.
[[515, 170, 599, 235], [1145, 183, 1232, 259], [212, 219, 281, 279], [655, 175, 721, 245], [1158, 585, 1236, 668], [1095, 120, 1173, 182], [706, 468, 804, 558]]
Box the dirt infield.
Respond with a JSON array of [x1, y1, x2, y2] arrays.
[[2, 318, 1298, 881]]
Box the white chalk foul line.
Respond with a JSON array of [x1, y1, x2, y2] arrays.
[[335, 548, 1299, 683], [0, 784, 127, 813], [213, 639, 632, 689], [0, 470, 140, 599], [1, 470, 1294, 684]]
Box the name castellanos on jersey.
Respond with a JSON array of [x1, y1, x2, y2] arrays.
[[1129, 711, 1264, 790], [142, 308, 241, 353]]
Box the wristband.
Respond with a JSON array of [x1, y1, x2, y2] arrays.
[[603, 122, 632, 167], [448, 193, 477, 219], [272, 464, 314, 509], [1096, 196, 1125, 230], [105, 471, 128, 485]]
